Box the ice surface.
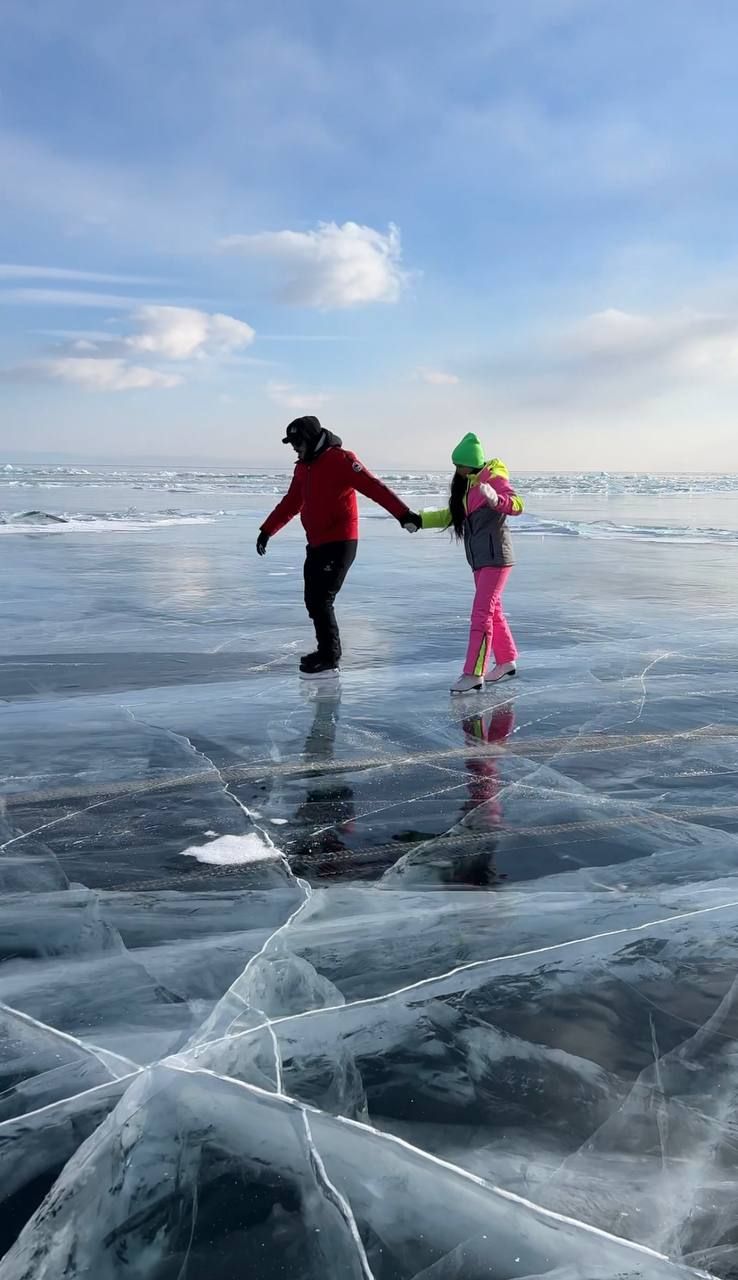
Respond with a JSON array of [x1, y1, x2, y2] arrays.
[[3, 472, 738, 1275], [0, 1002, 134, 1122], [0, 1064, 708, 1280]]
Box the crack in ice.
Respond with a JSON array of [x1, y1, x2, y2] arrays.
[[181, 894, 738, 1066], [165, 1062, 707, 1273], [300, 1109, 376, 1279], [0, 1001, 139, 1079], [0, 795, 117, 852]]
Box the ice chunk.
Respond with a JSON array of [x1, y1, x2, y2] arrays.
[[0, 1078, 134, 1260], [186, 884, 344, 1048], [0, 888, 125, 962], [178, 889, 738, 1199], [99, 887, 305, 949], [0, 951, 192, 1064], [182, 1015, 369, 1120], [537, 972, 738, 1262], [0, 1067, 375, 1280], [95, 886, 307, 1003], [0, 887, 193, 1061], [0, 852, 68, 894], [0, 1003, 134, 1122], [8, 511, 67, 524], [0, 1065, 706, 1279]]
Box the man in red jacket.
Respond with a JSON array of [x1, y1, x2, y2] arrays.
[[257, 416, 420, 676]]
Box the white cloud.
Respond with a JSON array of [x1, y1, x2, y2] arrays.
[[569, 307, 738, 377], [31, 329, 115, 342], [0, 288, 142, 308], [2, 304, 257, 393], [415, 367, 460, 385], [572, 307, 664, 354], [221, 221, 405, 308], [35, 357, 183, 391], [125, 305, 255, 360], [0, 263, 163, 284], [679, 329, 738, 375], [267, 380, 332, 410]]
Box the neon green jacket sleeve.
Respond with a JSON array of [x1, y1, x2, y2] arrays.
[[420, 507, 451, 529]]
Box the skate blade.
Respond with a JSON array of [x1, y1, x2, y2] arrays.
[[299, 668, 340, 681]]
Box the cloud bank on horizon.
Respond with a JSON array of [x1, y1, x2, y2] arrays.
[[2, 0, 738, 470]]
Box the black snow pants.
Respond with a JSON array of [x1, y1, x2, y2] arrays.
[[303, 540, 358, 664]]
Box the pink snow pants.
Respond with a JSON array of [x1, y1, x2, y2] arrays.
[[463, 567, 517, 677]]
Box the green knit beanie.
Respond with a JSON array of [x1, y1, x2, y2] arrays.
[[451, 432, 485, 470]]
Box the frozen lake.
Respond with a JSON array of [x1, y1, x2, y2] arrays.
[[3, 466, 738, 1278]]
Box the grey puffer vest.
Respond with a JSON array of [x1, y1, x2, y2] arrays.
[[464, 504, 515, 570]]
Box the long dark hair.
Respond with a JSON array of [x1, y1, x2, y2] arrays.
[[448, 469, 479, 539]]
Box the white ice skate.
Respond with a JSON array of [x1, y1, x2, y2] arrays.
[[450, 673, 484, 694], [299, 664, 340, 682], [486, 662, 517, 684]]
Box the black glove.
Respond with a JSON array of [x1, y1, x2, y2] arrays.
[[401, 511, 422, 532], [256, 530, 269, 556]]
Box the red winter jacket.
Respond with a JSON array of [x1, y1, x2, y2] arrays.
[[261, 446, 409, 547]]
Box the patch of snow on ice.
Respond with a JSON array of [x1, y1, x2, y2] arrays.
[[180, 833, 278, 866]]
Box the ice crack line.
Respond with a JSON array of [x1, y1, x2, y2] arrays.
[[193, 893, 738, 1056], [307, 774, 470, 840], [300, 1110, 376, 1279], [121, 705, 255, 826], [185, 874, 313, 1049], [169, 1063, 705, 1273], [121, 705, 315, 1049], [626, 651, 672, 726], [10, 721, 738, 812], [0, 1001, 139, 1079], [0, 1076, 139, 1134], [649, 1012, 669, 1181], [0, 795, 116, 853]]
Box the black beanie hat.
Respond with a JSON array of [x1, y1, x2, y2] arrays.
[[282, 415, 323, 446]]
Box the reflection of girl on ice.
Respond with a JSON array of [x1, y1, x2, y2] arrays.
[[418, 433, 524, 694], [442, 703, 515, 887]]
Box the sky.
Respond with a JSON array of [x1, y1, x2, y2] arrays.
[[3, 0, 738, 470]]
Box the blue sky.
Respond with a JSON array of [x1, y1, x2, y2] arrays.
[[3, 0, 738, 469]]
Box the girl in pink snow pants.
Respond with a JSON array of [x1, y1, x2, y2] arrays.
[[417, 432, 524, 694]]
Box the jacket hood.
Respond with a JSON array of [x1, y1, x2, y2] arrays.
[[283, 415, 342, 462], [473, 458, 509, 483], [309, 428, 342, 461]]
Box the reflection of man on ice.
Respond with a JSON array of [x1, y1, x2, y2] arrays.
[[289, 686, 357, 880]]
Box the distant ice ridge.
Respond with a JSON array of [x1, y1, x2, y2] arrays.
[[0, 509, 218, 532], [5, 502, 738, 546], [7, 507, 738, 548], [4, 461, 738, 497], [518, 515, 738, 545]]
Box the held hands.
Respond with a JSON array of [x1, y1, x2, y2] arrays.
[[256, 530, 270, 556], [479, 483, 499, 508], [401, 511, 422, 533]]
